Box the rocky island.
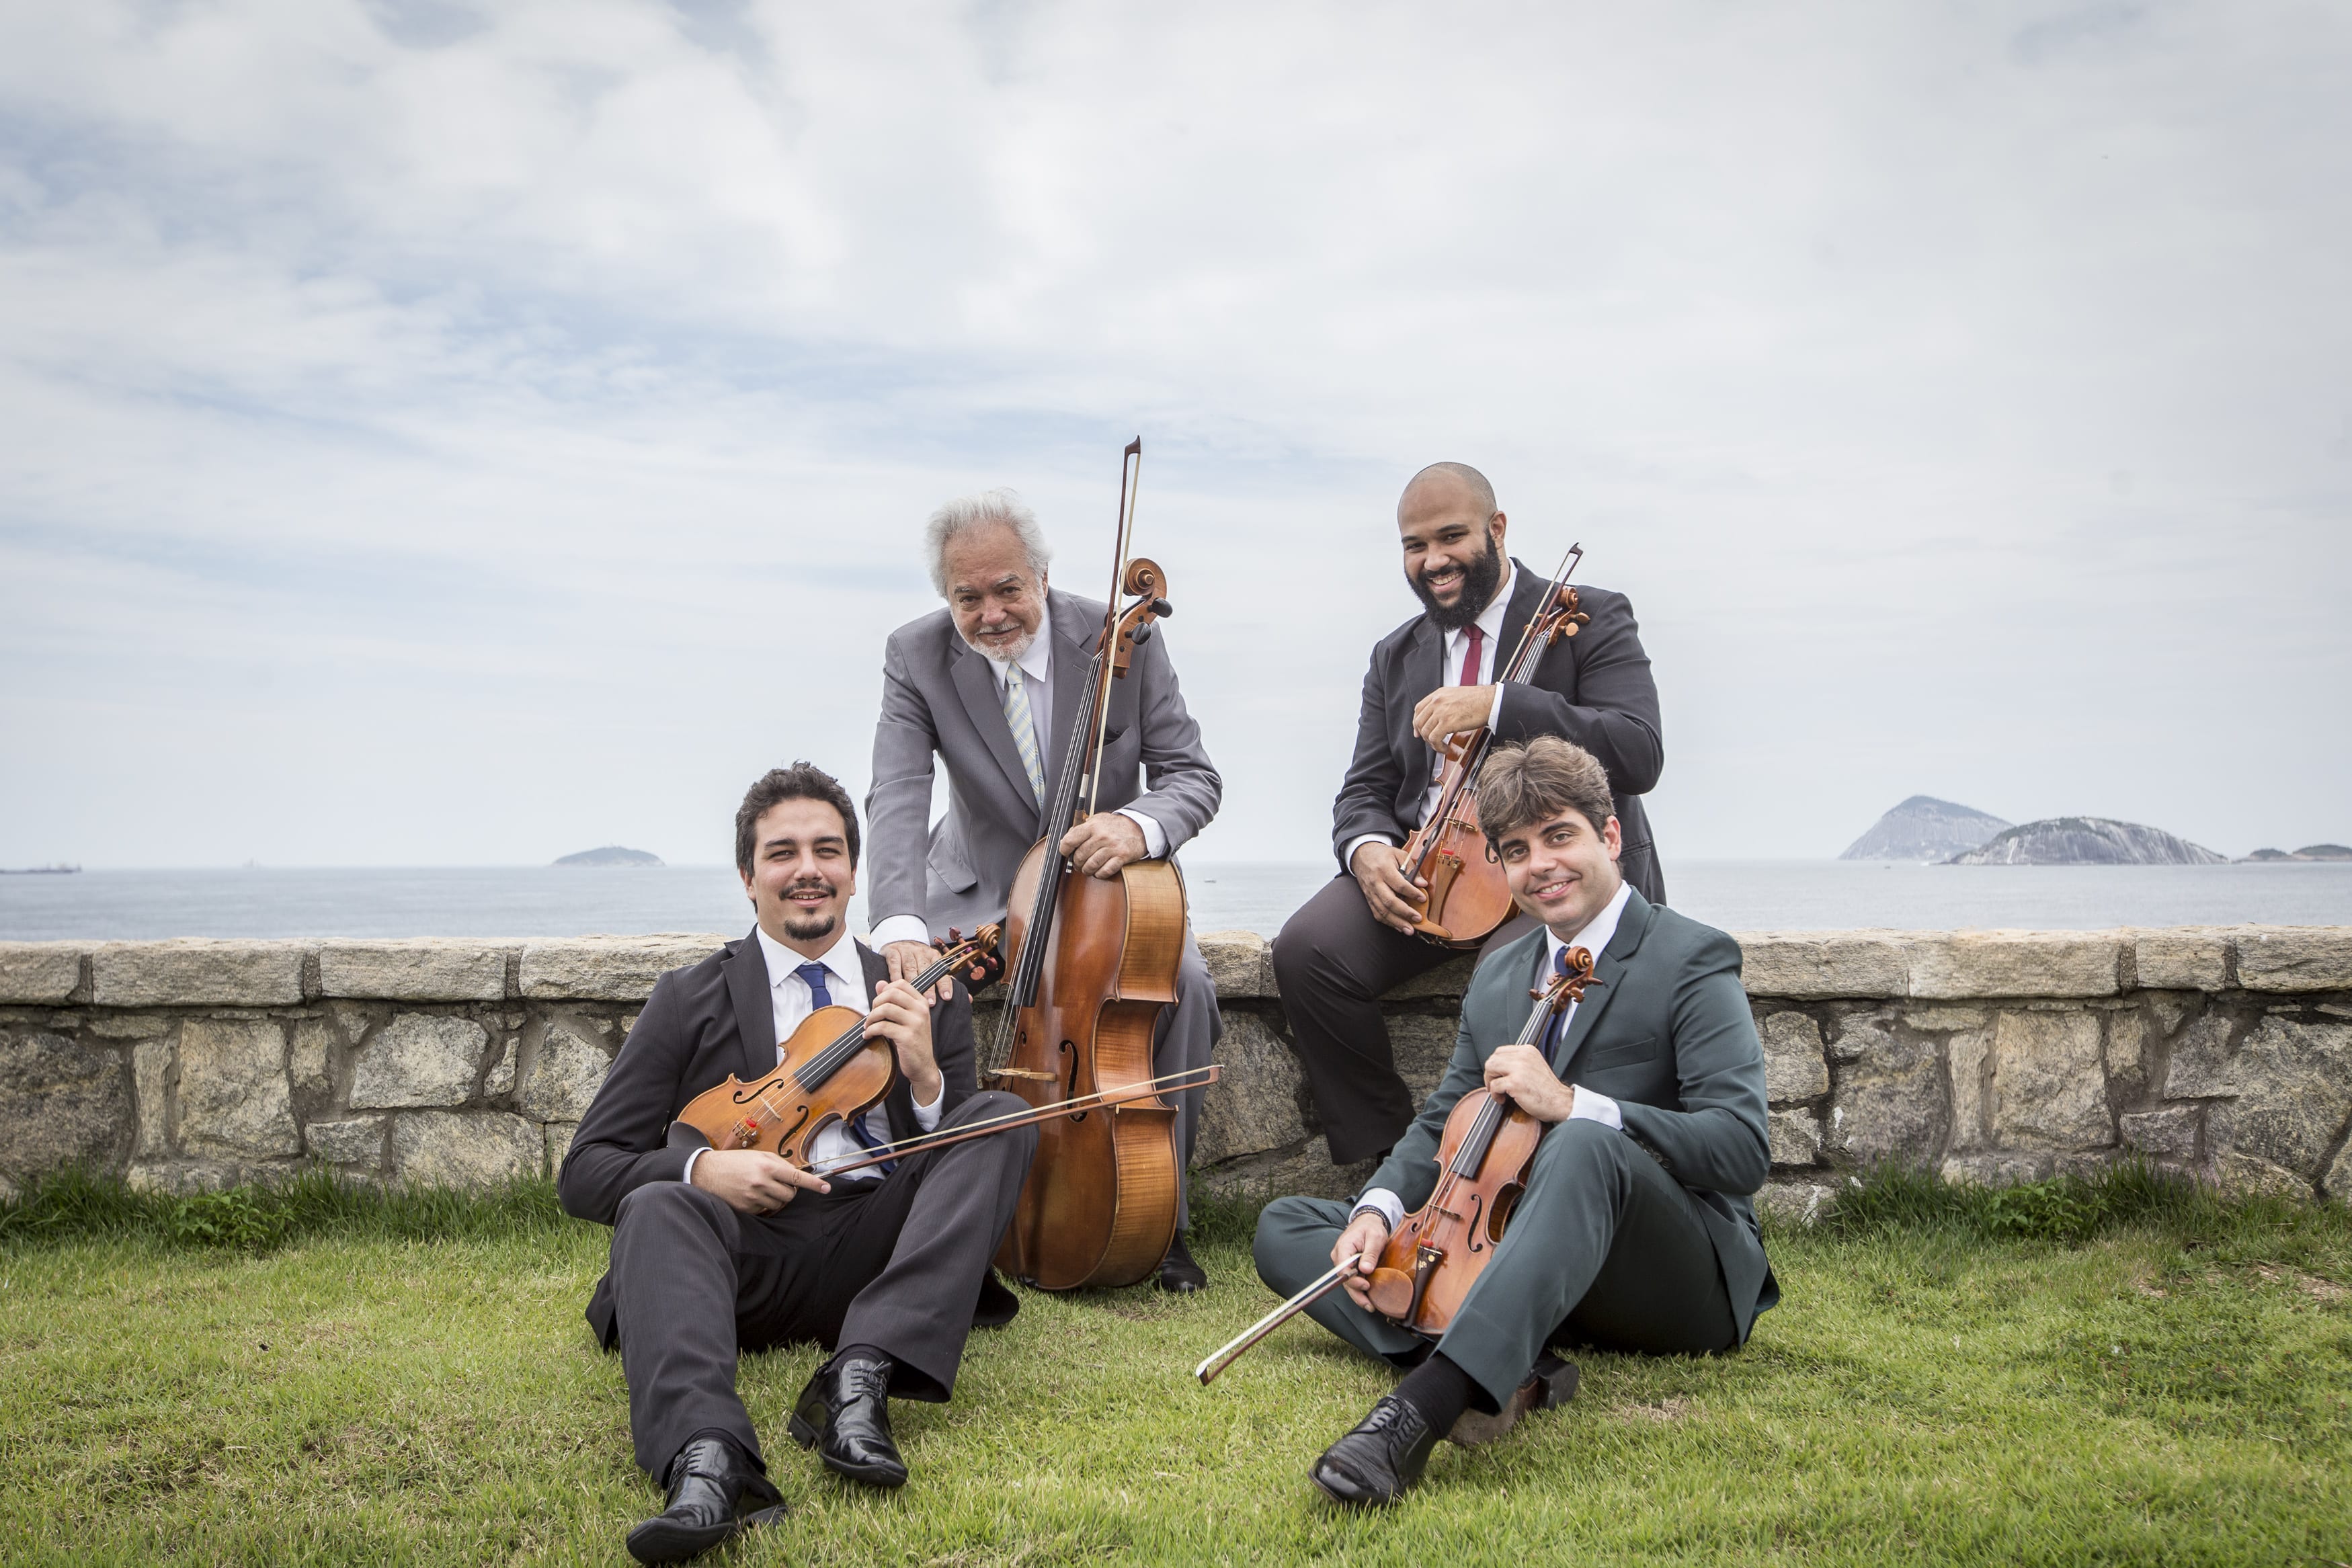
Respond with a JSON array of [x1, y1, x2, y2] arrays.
[[2240, 844, 2352, 862], [552, 846, 664, 867], [1951, 817, 2224, 866], [1840, 796, 2010, 862]]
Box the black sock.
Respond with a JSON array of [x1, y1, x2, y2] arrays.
[[1391, 1350, 1477, 1435], [835, 1342, 893, 1371]]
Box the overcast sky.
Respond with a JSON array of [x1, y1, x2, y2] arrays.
[[1, 0, 2345, 869]]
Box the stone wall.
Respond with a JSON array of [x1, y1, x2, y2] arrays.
[[3, 927, 2349, 1215]]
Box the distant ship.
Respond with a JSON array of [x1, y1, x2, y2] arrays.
[[0, 863, 80, 874]]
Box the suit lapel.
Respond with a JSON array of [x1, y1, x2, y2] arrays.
[[723, 930, 778, 1082], [949, 638, 1044, 825], [1549, 889, 1654, 1077], [1042, 591, 1095, 819], [1399, 618, 1445, 792]]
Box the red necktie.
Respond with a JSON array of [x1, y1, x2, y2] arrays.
[[1459, 623, 1485, 686]]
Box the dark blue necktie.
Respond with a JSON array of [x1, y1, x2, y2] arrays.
[[796, 961, 897, 1175]]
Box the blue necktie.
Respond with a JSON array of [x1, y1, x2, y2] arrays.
[[796, 961, 897, 1175]]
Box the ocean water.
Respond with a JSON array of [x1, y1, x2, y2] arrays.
[[2, 860, 2349, 942]]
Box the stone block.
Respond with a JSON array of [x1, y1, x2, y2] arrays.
[[1389, 1014, 1462, 1106], [0, 1029, 134, 1180], [2211, 1151, 2310, 1201], [1902, 1008, 1986, 1031], [1197, 931, 1274, 1000], [85, 1014, 169, 1040], [518, 936, 725, 1002], [1736, 932, 1907, 999], [2107, 1011, 2148, 1089], [545, 1120, 579, 1173], [2150, 993, 2198, 1036], [126, 1159, 262, 1194], [1990, 1009, 2111, 1150], [1947, 1027, 1990, 1151], [1194, 1134, 1372, 1203], [1824, 1014, 1948, 1166], [2162, 1012, 2235, 1098], [1767, 1108, 1821, 1167], [132, 1038, 172, 1157], [1756, 1180, 1833, 1225], [0, 944, 83, 1004], [307, 1118, 386, 1165], [1382, 953, 1479, 1003], [2119, 1107, 2200, 1163], [390, 1111, 540, 1187], [90, 940, 307, 1007], [290, 1020, 333, 1101], [484, 1036, 516, 1099], [2205, 1018, 2352, 1178], [1941, 1151, 2054, 1186], [2236, 928, 2352, 993], [1759, 1012, 1830, 1104], [1906, 932, 2121, 1000], [317, 940, 508, 1002], [350, 1014, 489, 1110], [518, 1025, 612, 1124], [1196, 1010, 1306, 1166], [329, 1001, 375, 1046], [2132, 930, 2232, 993], [176, 1020, 298, 1159], [2325, 1139, 2352, 1206]]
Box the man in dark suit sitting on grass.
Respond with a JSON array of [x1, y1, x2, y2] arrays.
[[1253, 735, 1777, 1506]]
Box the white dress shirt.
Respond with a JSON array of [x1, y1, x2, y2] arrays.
[[1350, 876, 1633, 1235], [1342, 565, 1518, 872], [871, 601, 1169, 950], [681, 925, 944, 1188]]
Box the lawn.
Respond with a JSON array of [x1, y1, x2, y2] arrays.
[[1, 1171, 2348, 1566]]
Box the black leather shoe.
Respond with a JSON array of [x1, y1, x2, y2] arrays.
[[1309, 1394, 1438, 1506], [973, 1269, 1022, 1328], [788, 1353, 908, 1488], [1157, 1233, 1207, 1294], [625, 1436, 786, 1564], [1447, 1352, 1580, 1446]]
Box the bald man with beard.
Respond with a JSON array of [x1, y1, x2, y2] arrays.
[[1270, 463, 1669, 1169]]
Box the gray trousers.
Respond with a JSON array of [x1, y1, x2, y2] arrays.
[[606, 1091, 1035, 1478], [1156, 930, 1221, 1234], [1252, 1118, 1736, 1411]]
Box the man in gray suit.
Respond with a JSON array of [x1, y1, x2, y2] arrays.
[[866, 489, 1224, 1292], [1253, 737, 1775, 1506]]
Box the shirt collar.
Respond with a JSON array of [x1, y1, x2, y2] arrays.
[[1447, 564, 1516, 650], [1545, 877, 1633, 972], [755, 922, 862, 994], [982, 600, 1053, 687]]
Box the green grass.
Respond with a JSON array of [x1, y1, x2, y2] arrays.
[[2, 1169, 2348, 1565]]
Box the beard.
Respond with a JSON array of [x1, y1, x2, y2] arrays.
[[959, 621, 1039, 664], [1409, 531, 1506, 632], [778, 879, 841, 942]]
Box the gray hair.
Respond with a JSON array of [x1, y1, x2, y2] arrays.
[[924, 489, 1053, 597]]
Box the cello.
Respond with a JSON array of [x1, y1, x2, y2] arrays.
[[1194, 949, 1598, 1383], [1396, 546, 1592, 948], [984, 438, 1191, 1291]]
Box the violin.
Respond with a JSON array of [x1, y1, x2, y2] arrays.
[[677, 927, 1005, 1159], [1397, 546, 1592, 948], [984, 438, 1192, 1291], [1194, 948, 1598, 1385]]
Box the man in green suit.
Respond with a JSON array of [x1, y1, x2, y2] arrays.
[[1252, 735, 1778, 1506]]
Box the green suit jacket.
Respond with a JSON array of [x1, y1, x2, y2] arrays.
[[1364, 886, 1780, 1340]]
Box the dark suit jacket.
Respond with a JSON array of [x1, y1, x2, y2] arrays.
[[1364, 889, 1778, 1341], [1330, 558, 1666, 904], [866, 587, 1221, 938], [557, 930, 979, 1346]]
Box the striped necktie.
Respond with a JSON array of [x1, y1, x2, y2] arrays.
[[1003, 663, 1046, 803], [795, 961, 897, 1175]]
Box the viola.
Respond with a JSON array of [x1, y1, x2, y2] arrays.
[[676, 927, 1005, 1159], [1397, 546, 1591, 948], [1193, 948, 1598, 1384], [984, 438, 1192, 1291]]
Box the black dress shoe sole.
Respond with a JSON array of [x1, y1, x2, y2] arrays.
[[788, 1413, 909, 1489], [625, 1503, 786, 1565]]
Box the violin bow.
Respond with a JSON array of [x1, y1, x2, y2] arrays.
[[1195, 1251, 1365, 1386], [804, 1063, 1221, 1178]]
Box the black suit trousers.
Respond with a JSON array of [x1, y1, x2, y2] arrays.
[[1272, 874, 1537, 1165], [606, 1091, 1035, 1478]]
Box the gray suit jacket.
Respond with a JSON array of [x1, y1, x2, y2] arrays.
[[1331, 558, 1666, 905], [1364, 889, 1779, 1341], [866, 587, 1222, 937]]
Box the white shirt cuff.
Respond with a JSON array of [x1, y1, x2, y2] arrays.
[[1115, 807, 1170, 860], [1342, 832, 1399, 870], [1569, 1087, 1623, 1129], [1486, 682, 1507, 731], [682, 1147, 705, 1187], [909, 1077, 946, 1132], [868, 914, 932, 950], [1350, 1188, 1405, 1233]]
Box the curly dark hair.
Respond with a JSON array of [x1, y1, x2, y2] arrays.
[[734, 762, 860, 873]]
